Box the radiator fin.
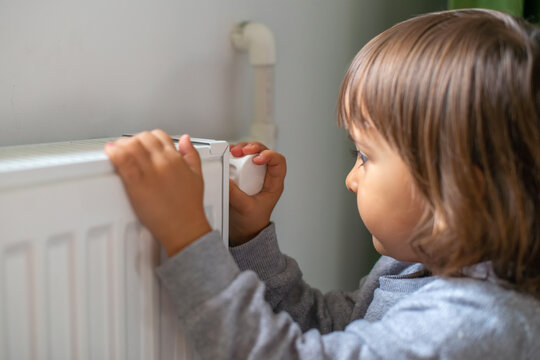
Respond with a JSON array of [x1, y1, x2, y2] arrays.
[[47, 233, 77, 360], [2, 243, 36, 360], [87, 225, 114, 360]]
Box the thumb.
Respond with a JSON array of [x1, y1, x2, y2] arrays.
[[229, 179, 252, 212], [178, 134, 202, 175]]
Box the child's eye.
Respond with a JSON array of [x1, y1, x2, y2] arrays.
[[350, 149, 368, 165]]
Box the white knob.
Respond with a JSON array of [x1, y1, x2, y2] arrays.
[[229, 154, 267, 195]]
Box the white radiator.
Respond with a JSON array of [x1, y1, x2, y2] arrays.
[[0, 137, 230, 360]]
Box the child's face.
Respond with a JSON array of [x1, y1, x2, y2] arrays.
[[346, 124, 425, 262]]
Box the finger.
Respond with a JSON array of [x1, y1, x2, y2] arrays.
[[136, 131, 167, 156], [119, 136, 153, 169], [241, 142, 269, 155], [254, 150, 286, 194], [151, 129, 176, 150], [178, 134, 203, 176], [150, 129, 180, 164], [115, 136, 131, 146], [230, 142, 248, 157], [105, 138, 150, 183]]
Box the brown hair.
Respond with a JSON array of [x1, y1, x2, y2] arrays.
[[338, 9, 540, 297]]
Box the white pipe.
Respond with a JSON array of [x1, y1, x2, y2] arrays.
[[253, 66, 274, 125], [231, 22, 276, 66], [231, 22, 278, 149]]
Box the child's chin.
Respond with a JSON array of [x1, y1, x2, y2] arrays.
[[372, 235, 420, 262], [371, 236, 387, 256]]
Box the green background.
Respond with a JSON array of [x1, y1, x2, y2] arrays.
[[449, 0, 540, 23]]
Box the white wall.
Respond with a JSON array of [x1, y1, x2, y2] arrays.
[[0, 0, 445, 291]]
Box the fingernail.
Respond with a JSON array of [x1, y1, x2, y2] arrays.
[[106, 142, 115, 147]]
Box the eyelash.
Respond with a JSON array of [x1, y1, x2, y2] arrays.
[[350, 149, 368, 165]]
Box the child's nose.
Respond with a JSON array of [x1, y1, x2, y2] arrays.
[[345, 170, 357, 193]]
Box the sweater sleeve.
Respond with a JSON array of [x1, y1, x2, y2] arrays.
[[156, 230, 372, 359], [228, 222, 360, 333], [156, 230, 535, 360]]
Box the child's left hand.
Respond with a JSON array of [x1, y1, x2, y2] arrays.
[[105, 130, 212, 257], [228, 142, 286, 246]]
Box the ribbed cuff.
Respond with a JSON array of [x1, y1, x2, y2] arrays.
[[228, 222, 286, 281], [156, 231, 240, 318]]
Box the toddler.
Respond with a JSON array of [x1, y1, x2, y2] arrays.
[[106, 9, 540, 359]]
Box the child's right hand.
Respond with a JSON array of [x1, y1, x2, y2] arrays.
[[105, 131, 212, 257], [229, 142, 286, 246]]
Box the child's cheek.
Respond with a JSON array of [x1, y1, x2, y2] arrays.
[[355, 184, 386, 238], [355, 172, 419, 258]]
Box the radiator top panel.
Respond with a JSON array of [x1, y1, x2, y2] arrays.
[[0, 136, 228, 190]]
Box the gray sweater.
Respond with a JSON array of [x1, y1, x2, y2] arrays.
[[156, 223, 540, 359]]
